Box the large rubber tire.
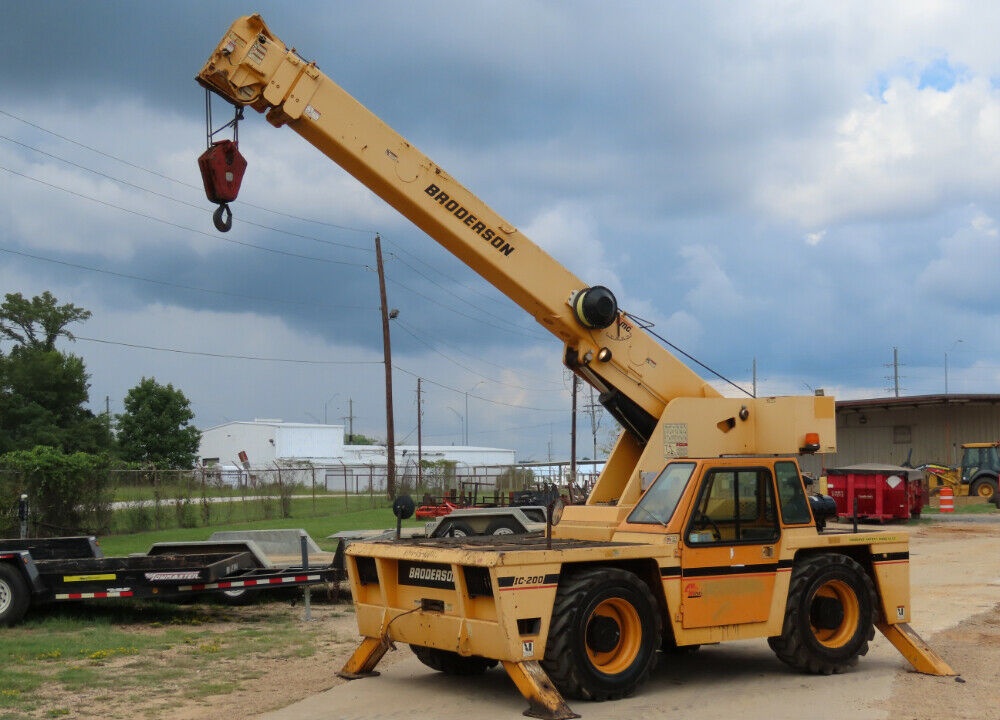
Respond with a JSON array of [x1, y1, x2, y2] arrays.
[[216, 587, 259, 606], [0, 564, 30, 627], [970, 478, 998, 501], [410, 645, 498, 675], [439, 520, 475, 537], [542, 568, 661, 701], [484, 517, 523, 535], [768, 554, 876, 675]]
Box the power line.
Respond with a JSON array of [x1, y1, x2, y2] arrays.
[[0, 245, 374, 313], [74, 335, 384, 365], [391, 365, 565, 413], [0, 164, 370, 267], [391, 318, 561, 392], [0, 111, 555, 340], [0, 108, 376, 236]]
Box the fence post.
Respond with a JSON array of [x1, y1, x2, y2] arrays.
[[300, 530, 312, 621], [18, 494, 28, 539]]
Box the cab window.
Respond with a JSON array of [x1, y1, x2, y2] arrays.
[[628, 462, 696, 526], [776, 461, 811, 525], [686, 467, 779, 544]]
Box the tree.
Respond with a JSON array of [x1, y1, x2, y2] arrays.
[[0, 291, 91, 351], [0, 292, 108, 454], [0, 346, 109, 454], [116, 378, 200, 468]]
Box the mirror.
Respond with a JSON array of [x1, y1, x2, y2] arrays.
[[393, 495, 415, 520]]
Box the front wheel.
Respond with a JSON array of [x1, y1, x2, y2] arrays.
[[0, 564, 30, 627], [768, 554, 876, 675], [542, 568, 661, 701]]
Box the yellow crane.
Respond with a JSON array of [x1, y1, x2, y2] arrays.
[[196, 16, 953, 718]]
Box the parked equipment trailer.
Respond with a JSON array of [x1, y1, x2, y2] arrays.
[[0, 535, 339, 627]]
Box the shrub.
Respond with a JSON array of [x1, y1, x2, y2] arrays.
[[0, 446, 116, 536]]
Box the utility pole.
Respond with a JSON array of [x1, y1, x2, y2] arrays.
[[893, 347, 900, 398], [375, 234, 397, 498], [570, 373, 578, 501], [347, 397, 354, 443], [417, 378, 423, 488]]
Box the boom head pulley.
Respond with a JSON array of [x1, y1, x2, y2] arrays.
[[571, 286, 618, 329]]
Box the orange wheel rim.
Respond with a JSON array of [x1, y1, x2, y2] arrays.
[[585, 597, 642, 673], [811, 579, 860, 648]]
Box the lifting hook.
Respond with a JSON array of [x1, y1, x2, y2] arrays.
[[213, 203, 233, 232]]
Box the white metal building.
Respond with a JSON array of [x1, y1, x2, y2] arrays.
[[198, 420, 516, 491]]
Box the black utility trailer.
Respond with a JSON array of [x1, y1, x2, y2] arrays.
[[0, 536, 340, 626]]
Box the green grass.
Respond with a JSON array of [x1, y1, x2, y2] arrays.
[[99, 496, 424, 555], [921, 501, 999, 516], [0, 600, 330, 719]]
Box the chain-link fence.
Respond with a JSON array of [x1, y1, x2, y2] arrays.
[[1, 460, 602, 538]]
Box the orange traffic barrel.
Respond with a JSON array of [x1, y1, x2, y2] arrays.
[[939, 486, 954, 513]]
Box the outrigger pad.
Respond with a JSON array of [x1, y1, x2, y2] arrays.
[[337, 635, 394, 680], [501, 661, 579, 720], [877, 622, 956, 676]]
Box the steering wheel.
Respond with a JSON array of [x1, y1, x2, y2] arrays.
[[693, 513, 721, 541]]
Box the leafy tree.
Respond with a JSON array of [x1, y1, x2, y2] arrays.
[[0, 291, 91, 351], [0, 291, 109, 454], [116, 378, 200, 468], [0, 346, 109, 454]]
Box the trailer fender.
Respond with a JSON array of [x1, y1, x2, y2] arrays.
[[0, 551, 44, 593]]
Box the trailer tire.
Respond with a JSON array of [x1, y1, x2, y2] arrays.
[[439, 520, 474, 537], [542, 567, 660, 701], [484, 517, 523, 535], [768, 554, 876, 675], [410, 645, 498, 675], [0, 564, 30, 627], [217, 587, 257, 606]]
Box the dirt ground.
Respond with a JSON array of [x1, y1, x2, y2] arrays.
[[104, 520, 999, 720]]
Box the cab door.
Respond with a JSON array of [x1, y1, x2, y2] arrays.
[[679, 466, 781, 629]]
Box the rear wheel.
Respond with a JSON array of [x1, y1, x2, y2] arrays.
[[410, 645, 497, 675], [216, 587, 258, 605], [0, 564, 30, 627], [970, 478, 998, 501], [542, 568, 660, 701], [484, 517, 523, 535], [439, 520, 474, 537], [768, 554, 876, 675]]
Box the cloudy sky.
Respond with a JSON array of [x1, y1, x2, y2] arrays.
[[3, 1, 999, 462]]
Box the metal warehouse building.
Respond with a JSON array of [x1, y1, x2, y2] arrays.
[[198, 420, 516, 492], [804, 394, 1000, 472]]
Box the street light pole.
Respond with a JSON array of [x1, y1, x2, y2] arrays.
[[324, 394, 339, 424], [945, 339, 963, 394], [463, 381, 483, 446]]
